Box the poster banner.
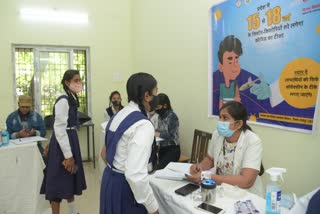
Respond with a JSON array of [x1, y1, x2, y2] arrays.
[[209, 0, 320, 132]]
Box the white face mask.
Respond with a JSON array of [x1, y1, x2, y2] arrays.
[[69, 82, 83, 93], [217, 120, 237, 137]]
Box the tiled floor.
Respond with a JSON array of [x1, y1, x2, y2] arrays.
[[60, 162, 101, 214]]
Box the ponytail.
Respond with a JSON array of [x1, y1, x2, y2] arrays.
[[61, 69, 80, 107], [126, 72, 157, 116]]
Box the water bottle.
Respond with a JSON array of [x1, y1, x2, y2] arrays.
[[266, 167, 286, 214], [1, 125, 10, 146]]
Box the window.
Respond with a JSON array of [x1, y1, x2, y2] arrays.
[[13, 45, 90, 117]]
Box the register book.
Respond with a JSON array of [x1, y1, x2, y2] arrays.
[[154, 162, 192, 180]]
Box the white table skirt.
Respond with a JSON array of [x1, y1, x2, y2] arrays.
[[150, 174, 289, 214], [0, 142, 50, 214]]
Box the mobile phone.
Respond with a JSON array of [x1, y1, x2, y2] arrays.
[[197, 203, 224, 214], [174, 183, 199, 196]]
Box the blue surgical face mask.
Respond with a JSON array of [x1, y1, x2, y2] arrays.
[[217, 121, 236, 137]]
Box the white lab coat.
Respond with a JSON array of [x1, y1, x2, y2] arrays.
[[208, 129, 264, 197]]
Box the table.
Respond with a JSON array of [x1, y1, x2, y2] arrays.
[[0, 142, 50, 214], [150, 175, 290, 214], [81, 122, 96, 168]]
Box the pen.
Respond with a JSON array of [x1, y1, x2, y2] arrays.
[[196, 158, 200, 172]]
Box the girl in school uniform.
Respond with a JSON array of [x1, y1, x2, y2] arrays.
[[41, 69, 87, 214], [100, 72, 159, 214], [104, 90, 124, 121]]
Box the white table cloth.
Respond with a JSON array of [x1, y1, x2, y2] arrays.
[[0, 142, 50, 214], [150, 174, 289, 214]]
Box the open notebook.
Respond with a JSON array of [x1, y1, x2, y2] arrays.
[[154, 162, 192, 180]]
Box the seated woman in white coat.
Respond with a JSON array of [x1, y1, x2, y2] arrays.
[[186, 101, 264, 196]]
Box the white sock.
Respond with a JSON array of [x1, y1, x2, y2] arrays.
[[68, 201, 77, 214]]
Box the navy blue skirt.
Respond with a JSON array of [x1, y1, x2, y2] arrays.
[[40, 130, 87, 200], [100, 167, 147, 214]]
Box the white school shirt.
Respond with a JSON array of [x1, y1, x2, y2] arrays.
[[208, 129, 264, 197], [104, 106, 116, 121], [147, 111, 159, 130], [54, 93, 73, 159], [110, 101, 159, 213]]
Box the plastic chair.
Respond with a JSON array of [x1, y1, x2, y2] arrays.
[[179, 129, 212, 163]]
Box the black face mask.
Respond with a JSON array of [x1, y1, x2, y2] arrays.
[[148, 96, 159, 111], [155, 108, 167, 117], [112, 101, 120, 107]]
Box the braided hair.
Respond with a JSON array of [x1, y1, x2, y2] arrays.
[[61, 69, 80, 107], [126, 73, 157, 116]]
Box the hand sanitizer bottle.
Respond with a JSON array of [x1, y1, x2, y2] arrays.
[[0, 130, 2, 147], [1, 125, 10, 146], [265, 167, 286, 214]]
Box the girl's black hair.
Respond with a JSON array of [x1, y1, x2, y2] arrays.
[[109, 91, 121, 105], [126, 72, 157, 116], [61, 69, 80, 107], [158, 93, 172, 111], [220, 101, 252, 132]]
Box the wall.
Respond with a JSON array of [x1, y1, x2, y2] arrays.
[[132, 0, 320, 196], [0, 0, 319, 197], [0, 0, 132, 158]]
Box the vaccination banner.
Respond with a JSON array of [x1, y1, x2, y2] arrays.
[[209, 0, 320, 132]]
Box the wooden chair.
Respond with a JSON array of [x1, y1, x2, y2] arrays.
[[179, 129, 212, 163]]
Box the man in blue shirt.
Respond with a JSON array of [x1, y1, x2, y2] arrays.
[[6, 95, 46, 158]]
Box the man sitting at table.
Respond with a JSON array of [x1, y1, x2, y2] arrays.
[[6, 95, 46, 156]]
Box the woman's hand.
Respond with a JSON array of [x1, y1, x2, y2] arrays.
[[62, 157, 76, 173], [185, 171, 202, 184], [189, 164, 201, 175], [148, 210, 159, 214]]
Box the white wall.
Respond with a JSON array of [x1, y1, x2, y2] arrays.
[[0, 0, 133, 159], [0, 0, 319, 197], [132, 0, 320, 196], [0, 0, 132, 124]]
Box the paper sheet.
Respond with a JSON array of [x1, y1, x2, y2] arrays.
[[10, 136, 47, 145], [166, 162, 193, 174], [154, 169, 186, 180], [156, 137, 164, 142], [154, 162, 192, 180]]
